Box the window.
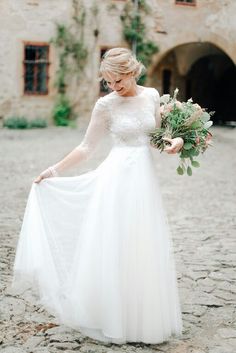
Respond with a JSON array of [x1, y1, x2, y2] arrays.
[[23, 43, 50, 95], [175, 0, 196, 6], [100, 48, 109, 95], [100, 47, 116, 96]]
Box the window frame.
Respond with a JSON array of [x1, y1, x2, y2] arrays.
[[175, 0, 196, 6], [23, 41, 50, 96], [99, 46, 117, 96]]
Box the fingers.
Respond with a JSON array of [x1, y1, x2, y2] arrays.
[[162, 137, 172, 143], [164, 147, 178, 154], [164, 144, 180, 154], [33, 166, 56, 184], [163, 137, 183, 154], [163, 140, 175, 153], [33, 175, 43, 184], [163, 137, 174, 153]]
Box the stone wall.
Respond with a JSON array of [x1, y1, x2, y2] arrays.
[[0, 0, 73, 122], [0, 0, 236, 123]]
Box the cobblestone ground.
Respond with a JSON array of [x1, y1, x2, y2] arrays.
[[0, 125, 235, 353]]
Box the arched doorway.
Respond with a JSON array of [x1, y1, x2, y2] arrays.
[[150, 42, 236, 124], [186, 55, 236, 123]]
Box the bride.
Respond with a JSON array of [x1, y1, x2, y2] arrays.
[[12, 47, 184, 344]]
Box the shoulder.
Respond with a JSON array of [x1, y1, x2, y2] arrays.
[[94, 92, 116, 110], [93, 95, 109, 112], [144, 86, 160, 101]]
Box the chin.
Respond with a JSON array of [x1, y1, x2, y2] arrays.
[[117, 88, 126, 95]]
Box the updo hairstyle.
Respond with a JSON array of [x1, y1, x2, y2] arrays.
[[99, 47, 146, 81]]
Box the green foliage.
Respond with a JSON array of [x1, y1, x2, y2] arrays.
[[187, 166, 192, 176], [3, 117, 47, 129], [183, 142, 193, 150], [51, 0, 88, 125], [3, 117, 28, 129], [51, 22, 88, 93], [177, 165, 184, 175], [28, 118, 48, 128], [191, 160, 200, 168], [120, 0, 159, 84], [149, 88, 214, 176], [52, 95, 72, 126]]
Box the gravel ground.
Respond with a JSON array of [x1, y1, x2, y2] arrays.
[[0, 125, 236, 353]]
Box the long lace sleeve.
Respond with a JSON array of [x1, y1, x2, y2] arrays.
[[75, 97, 110, 160], [52, 97, 110, 174], [152, 88, 161, 128]]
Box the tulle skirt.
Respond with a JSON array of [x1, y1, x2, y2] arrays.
[[12, 144, 183, 344]]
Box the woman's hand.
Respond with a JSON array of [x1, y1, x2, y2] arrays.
[[205, 132, 213, 146], [162, 137, 184, 154], [34, 166, 58, 184]]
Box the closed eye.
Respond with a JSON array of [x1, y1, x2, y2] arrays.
[[105, 79, 122, 85]]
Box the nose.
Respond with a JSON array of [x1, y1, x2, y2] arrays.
[[110, 81, 119, 90]]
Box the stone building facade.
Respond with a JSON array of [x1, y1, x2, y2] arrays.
[[0, 0, 235, 124]]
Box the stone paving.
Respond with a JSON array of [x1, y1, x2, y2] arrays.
[[0, 125, 236, 353]]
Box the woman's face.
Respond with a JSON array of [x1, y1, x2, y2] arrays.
[[102, 71, 135, 96]]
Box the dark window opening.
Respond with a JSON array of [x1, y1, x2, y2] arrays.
[[175, 0, 196, 6], [162, 69, 172, 94], [100, 48, 112, 96], [24, 44, 50, 95]]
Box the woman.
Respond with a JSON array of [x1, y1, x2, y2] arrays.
[[12, 48, 184, 344]]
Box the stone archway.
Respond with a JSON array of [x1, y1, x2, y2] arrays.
[[186, 54, 236, 123], [149, 42, 236, 123]]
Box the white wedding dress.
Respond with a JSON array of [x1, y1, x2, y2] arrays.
[[12, 87, 183, 344]]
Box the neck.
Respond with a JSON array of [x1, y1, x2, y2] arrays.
[[122, 83, 139, 97]]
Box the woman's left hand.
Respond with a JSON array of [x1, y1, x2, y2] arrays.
[[162, 137, 184, 154]]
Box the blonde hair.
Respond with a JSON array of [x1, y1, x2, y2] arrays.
[[99, 47, 145, 81]]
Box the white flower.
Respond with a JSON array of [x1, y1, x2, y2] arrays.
[[160, 94, 170, 104], [204, 121, 213, 129], [193, 103, 201, 110], [175, 101, 183, 109], [173, 88, 179, 100]]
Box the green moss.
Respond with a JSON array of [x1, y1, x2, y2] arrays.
[[51, 0, 88, 126], [120, 0, 159, 84], [3, 117, 47, 129]]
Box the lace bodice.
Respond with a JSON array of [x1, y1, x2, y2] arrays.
[[76, 86, 161, 160]]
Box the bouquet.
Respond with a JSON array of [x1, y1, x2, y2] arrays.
[[149, 88, 214, 176]]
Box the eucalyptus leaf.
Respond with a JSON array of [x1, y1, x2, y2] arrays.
[[187, 166, 192, 176], [160, 94, 170, 104], [177, 166, 184, 175], [188, 149, 197, 156], [204, 120, 213, 129], [183, 142, 193, 150], [191, 121, 202, 129], [191, 160, 200, 168], [200, 112, 210, 122], [180, 149, 190, 158]]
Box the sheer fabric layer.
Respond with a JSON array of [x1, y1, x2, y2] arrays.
[[12, 87, 183, 344]]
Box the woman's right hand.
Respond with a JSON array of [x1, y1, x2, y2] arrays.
[[33, 166, 58, 184]]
